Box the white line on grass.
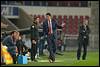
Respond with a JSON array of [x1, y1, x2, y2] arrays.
[[28, 60, 64, 62]]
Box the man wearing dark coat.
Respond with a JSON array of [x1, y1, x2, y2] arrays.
[[77, 19, 90, 60], [30, 17, 39, 62]]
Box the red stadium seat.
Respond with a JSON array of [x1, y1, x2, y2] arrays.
[[80, 16, 84, 24], [85, 16, 89, 23], [63, 15, 67, 33], [58, 15, 62, 25], [85, 16, 89, 20], [73, 16, 78, 34], [63, 15, 67, 23], [68, 15, 73, 34], [41, 15, 45, 22]]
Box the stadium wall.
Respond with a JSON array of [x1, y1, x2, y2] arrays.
[[1, 5, 91, 17]]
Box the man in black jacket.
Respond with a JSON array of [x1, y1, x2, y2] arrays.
[[30, 17, 39, 62], [77, 19, 90, 60]]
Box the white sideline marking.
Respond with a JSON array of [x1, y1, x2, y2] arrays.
[[38, 60, 63, 62], [28, 60, 64, 62]]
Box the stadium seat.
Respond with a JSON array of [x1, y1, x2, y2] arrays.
[[41, 15, 45, 22], [68, 15, 73, 34], [58, 15, 62, 25], [73, 16, 78, 34], [63, 15, 67, 23], [80, 16, 84, 24], [85, 16, 89, 23], [63, 15, 67, 33]]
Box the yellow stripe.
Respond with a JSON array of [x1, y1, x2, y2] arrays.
[[2, 47, 13, 64]]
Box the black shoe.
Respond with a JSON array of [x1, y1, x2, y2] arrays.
[[77, 58, 80, 60], [82, 58, 86, 60], [82, 57, 86, 60]]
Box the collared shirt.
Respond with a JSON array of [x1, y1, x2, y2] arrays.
[[48, 19, 53, 34]]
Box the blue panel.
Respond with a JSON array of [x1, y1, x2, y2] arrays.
[[13, 7, 18, 16], [18, 55, 28, 64]]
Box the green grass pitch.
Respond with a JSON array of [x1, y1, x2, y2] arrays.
[[2, 51, 99, 66]]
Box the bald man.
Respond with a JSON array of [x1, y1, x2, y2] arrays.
[[77, 19, 90, 60]]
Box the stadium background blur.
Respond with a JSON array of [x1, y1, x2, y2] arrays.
[[1, 1, 99, 52]]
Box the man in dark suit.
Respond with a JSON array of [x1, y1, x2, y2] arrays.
[[77, 19, 90, 60], [30, 17, 39, 62], [43, 13, 60, 63]]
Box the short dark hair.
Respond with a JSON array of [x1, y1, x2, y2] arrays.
[[10, 30, 17, 35], [46, 13, 51, 16]]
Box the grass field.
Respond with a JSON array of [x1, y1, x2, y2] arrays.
[[2, 51, 99, 66]]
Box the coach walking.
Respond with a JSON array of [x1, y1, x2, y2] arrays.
[[43, 13, 59, 63], [77, 19, 90, 60]]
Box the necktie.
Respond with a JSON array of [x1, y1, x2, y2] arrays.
[[48, 20, 52, 35]]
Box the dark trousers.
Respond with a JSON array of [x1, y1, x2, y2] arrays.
[[17, 45, 27, 55], [38, 39, 45, 55], [64, 44, 67, 51], [17, 46, 23, 55], [31, 42, 37, 61], [57, 45, 62, 51], [77, 39, 88, 60], [10, 54, 16, 64], [47, 34, 56, 61]]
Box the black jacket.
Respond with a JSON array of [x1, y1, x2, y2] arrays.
[[30, 22, 39, 41], [78, 25, 90, 45]]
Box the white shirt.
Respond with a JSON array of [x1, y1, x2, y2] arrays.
[[48, 19, 53, 34]]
